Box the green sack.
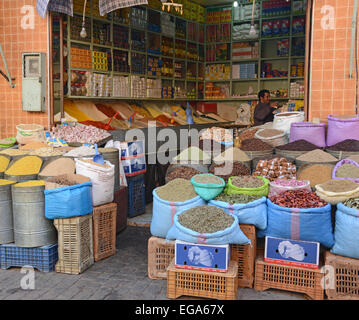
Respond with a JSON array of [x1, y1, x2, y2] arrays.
[[226, 176, 269, 197]]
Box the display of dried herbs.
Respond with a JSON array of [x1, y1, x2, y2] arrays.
[[214, 193, 261, 205], [178, 206, 234, 234], [343, 197, 359, 209], [230, 176, 264, 188]]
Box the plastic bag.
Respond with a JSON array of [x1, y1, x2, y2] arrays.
[[254, 128, 288, 148], [332, 158, 359, 183], [105, 139, 127, 187], [273, 112, 305, 135], [226, 176, 269, 197], [75, 159, 115, 206], [268, 179, 311, 197], [44, 181, 93, 219], [257, 198, 334, 248], [326, 114, 359, 146], [289, 122, 326, 148], [166, 210, 250, 245], [150, 189, 206, 238], [330, 203, 359, 259], [190, 174, 225, 201], [315, 182, 359, 205], [208, 196, 267, 230]]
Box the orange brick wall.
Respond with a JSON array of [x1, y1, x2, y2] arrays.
[[309, 0, 358, 122], [0, 0, 49, 138]]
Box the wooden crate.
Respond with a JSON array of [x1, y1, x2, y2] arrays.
[[324, 251, 359, 300], [54, 215, 94, 275], [148, 236, 175, 280], [167, 259, 238, 300], [254, 255, 324, 300], [92, 203, 117, 262], [231, 224, 256, 288]]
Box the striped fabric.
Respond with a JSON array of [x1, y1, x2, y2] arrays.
[[99, 0, 148, 16], [36, 0, 73, 18]]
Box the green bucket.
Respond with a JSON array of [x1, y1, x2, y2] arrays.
[[191, 173, 225, 201], [226, 176, 269, 197]]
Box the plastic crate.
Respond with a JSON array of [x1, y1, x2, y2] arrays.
[[148, 236, 175, 280], [127, 173, 146, 218], [254, 255, 324, 300], [92, 203, 117, 262], [231, 224, 256, 288], [324, 251, 359, 300], [114, 187, 128, 234], [167, 259, 238, 300], [54, 215, 94, 274], [0, 243, 58, 272]]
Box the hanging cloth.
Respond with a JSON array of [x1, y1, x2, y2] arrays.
[[36, 0, 73, 18], [99, 0, 148, 16]]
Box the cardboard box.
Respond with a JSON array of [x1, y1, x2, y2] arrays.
[[196, 102, 217, 113], [120, 140, 144, 158], [264, 236, 320, 269], [175, 240, 230, 272]]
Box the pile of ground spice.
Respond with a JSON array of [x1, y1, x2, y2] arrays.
[[193, 174, 223, 185], [240, 138, 272, 151], [297, 164, 333, 188], [335, 163, 359, 179], [276, 139, 320, 151], [318, 179, 359, 193], [326, 139, 359, 151], [296, 149, 338, 162], [155, 178, 197, 202]]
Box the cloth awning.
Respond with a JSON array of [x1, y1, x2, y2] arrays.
[[37, 0, 149, 18], [36, 0, 73, 18], [99, 0, 148, 16]]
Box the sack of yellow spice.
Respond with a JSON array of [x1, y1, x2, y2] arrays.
[[0, 155, 10, 173], [5, 156, 43, 176]]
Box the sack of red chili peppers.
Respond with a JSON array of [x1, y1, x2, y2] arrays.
[[257, 190, 334, 248]]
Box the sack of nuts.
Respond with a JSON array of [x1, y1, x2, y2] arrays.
[[252, 157, 296, 181]]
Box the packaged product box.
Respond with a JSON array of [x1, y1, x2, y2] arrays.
[[122, 155, 146, 176], [175, 240, 230, 272], [262, 21, 273, 37], [120, 140, 145, 158], [265, 236, 320, 269]]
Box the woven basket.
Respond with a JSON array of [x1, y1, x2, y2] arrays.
[[325, 149, 359, 160], [243, 149, 274, 161], [295, 159, 339, 169], [274, 149, 308, 159]]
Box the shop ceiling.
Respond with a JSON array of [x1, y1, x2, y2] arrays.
[[191, 0, 233, 7]]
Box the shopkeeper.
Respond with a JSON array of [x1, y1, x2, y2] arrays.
[[253, 89, 280, 126]]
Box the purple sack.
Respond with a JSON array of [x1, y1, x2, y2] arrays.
[[326, 115, 359, 146], [289, 122, 326, 147], [332, 158, 359, 183]]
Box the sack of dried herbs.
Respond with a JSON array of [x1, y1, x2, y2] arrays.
[[208, 194, 267, 230], [166, 205, 250, 245]]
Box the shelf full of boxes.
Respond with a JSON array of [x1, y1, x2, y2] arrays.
[[66, 0, 206, 101], [204, 0, 306, 110]]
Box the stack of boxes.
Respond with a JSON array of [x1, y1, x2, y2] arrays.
[[162, 85, 175, 99], [261, 0, 291, 17], [131, 7, 147, 29], [291, 62, 305, 77], [206, 7, 231, 24], [233, 23, 259, 40], [147, 78, 162, 98], [70, 47, 92, 69], [290, 81, 305, 99], [205, 82, 229, 99], [147, 56, 161, 77], [232, 63, 257, 80], [131, 76, 147, 98], [92, 51, 108, 72], [232, 42, 259, 61], [205, 64, 230, 81], [161, 13, 175, 37], [112, 76, 130, 97], [233, 2, 260, 21], [91, 73, 112, 97]]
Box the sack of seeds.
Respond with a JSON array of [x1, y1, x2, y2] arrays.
[[331, 201, 359, 259], [150, 179, 206, 238], [332, 158, 359, 183], [258, 198, 334, 248], [166, 205, 250, 245], [208, 196, 267, 230]]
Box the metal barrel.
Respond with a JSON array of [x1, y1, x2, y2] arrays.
[[98, 148, 120, 191], [12, 184, 57, 247], [0, 182, 15, 244]]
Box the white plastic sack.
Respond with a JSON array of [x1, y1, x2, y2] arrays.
[[105, 139, 127, 187], [75, 159, 115, 206], [273, 112, 305, 135]]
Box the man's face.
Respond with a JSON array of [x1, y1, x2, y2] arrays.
[[261, 92, 270, 104]]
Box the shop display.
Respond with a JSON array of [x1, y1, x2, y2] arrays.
[[172, 146, 211, 163], [192, 174, 222, 185], [333, 159, 359, 179], [213, 147, 250, 163], [326, 139, 359, 151], [268, 179, 311, 197], [200, 127, 232, 142], [276, 139, 320, 151], [214, 193, 261, 205], [209, 161, 251, 182], [231, 176, 265, 189], [270, 190, 327, 208], [155, 178, 197, 202], [5, 156, 42, 176], [39, 158, 76, 178], [166, 166, 200, 182]]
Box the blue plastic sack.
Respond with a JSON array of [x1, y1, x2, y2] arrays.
[[208, 196, 267, 230], [331, 203, 359, 259], [166, 209, 250, 245], [150, 188, 206, 238], [257, 199, 334, 248], [44, 182, 93, 219]]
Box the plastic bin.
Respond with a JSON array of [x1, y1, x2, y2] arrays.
[[0, 243, 58, 272], [127, 173, 146, 218]]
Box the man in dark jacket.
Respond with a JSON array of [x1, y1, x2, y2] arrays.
[[253, 89, 279, 126]]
